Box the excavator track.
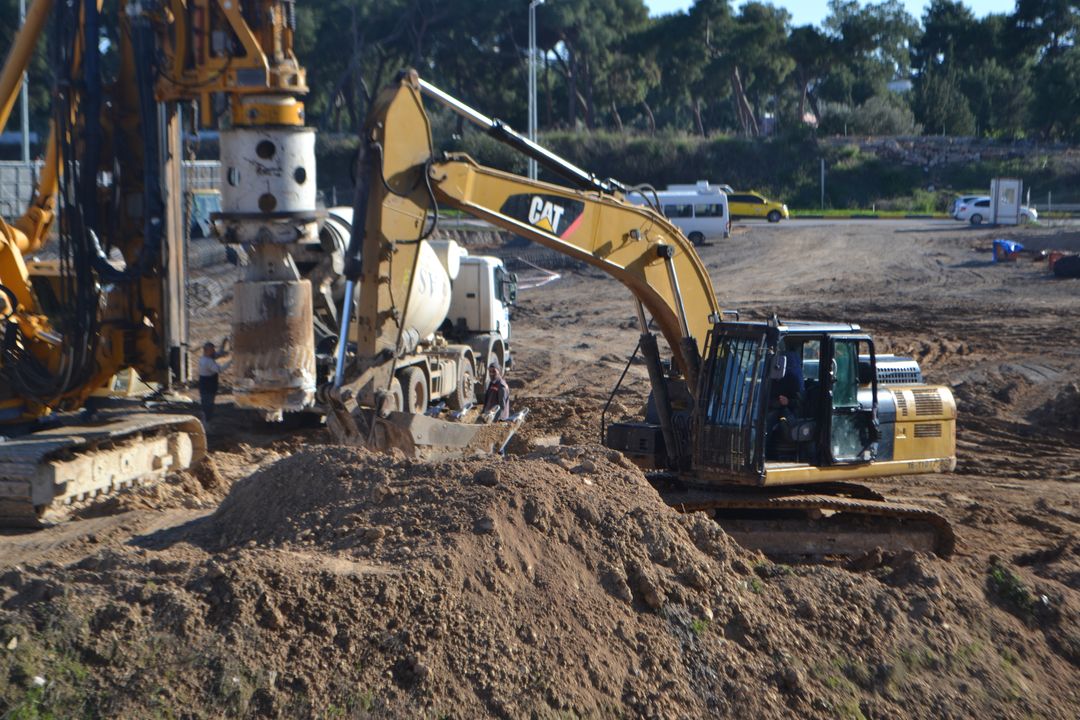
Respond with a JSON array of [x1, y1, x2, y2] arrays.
[[654, 481, 955, 560], [0, 413, 207, 528]]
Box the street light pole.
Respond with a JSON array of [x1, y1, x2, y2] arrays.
[[528, 0, 543, 180], [20, 0, 30, 164]]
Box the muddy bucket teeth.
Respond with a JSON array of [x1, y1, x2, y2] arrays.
[[329, 406, 527, 459]]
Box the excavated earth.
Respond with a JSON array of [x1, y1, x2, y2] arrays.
[[1, 219, 1079, 718]]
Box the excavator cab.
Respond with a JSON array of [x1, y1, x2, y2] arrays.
[[692, 320, 882, 485]]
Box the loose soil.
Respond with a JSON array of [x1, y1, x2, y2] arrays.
[[1, 219, 1078, 718]]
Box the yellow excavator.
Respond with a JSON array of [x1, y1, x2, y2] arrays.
[[327, 71, 958, 558], [0, 0, 315, 525]]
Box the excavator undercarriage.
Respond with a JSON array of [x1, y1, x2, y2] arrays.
[[655, 480, 955, 559]]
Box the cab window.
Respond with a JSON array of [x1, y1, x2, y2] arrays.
[[832, 341, 858, 408], [802, 341, 821, 381], [495, 266, 517, 305], [828, 338, 877, 464], [694, 203, 725, 217], [705, 336, 764, 427]]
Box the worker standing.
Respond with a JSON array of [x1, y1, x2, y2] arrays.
[[198, 341, 230, 425], [480, 361, 510, 423]]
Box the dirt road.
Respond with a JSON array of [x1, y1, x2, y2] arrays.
[[1, 220, 1077, 718]]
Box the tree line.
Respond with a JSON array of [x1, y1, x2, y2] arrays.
[[1, 0, 1077, 144], [292, 0, 1080, 143]]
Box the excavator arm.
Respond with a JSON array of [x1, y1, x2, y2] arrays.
[[429, 157, 719, 372], [353, 72, 719, 378], [328, 71, 720, 460]]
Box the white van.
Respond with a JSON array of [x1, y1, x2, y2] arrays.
[[628, 181, 731, 245]]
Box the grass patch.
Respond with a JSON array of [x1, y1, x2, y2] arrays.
[[789, 209, 951, 218], [898, 645, 943, 672], [987, 560, 1038, 624], [0, 604, 98, 720], [810, 658, 867, 720], [753, 561, 796, 579]]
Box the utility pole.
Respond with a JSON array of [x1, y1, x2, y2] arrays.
[[528, 0, 543, 180], [20, 0, 30, 164]]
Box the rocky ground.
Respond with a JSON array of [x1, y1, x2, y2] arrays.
[[1, 219, 1078, 718]]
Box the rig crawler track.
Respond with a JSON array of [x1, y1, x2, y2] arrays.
[[0, 414, 207, 528]]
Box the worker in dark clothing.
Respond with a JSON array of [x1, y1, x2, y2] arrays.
[[770, 350, 804, 415], [198, 341, 230, 425], [480, 361, 510, 423], [767, 350, 804, 458]]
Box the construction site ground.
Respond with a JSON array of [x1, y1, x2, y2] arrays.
[[1, 219, 1078, 718]]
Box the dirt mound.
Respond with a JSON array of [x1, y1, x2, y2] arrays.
[[509, 393, 642, 451], [2, 446, 1078, 718], [1030, 383, 1080, 432]]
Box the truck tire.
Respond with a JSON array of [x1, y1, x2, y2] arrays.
[[398, 366, 429, 414], [688, 231, 705, 246], [767, 210, 782, 223], [379, 377, 403, 417], [478, 336, 504, 373], [970, 213, 983, 225], [447, 356, 476, 411]]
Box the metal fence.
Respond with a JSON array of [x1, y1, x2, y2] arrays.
[[0, 159, 223, 218], [184, 160, 220, 193], [0, 160, 43, 218]]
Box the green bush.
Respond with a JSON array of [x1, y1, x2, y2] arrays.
[[304, 129, 1080, 211]]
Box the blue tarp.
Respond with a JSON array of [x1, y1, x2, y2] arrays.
[[993, 239, 1023, 263]]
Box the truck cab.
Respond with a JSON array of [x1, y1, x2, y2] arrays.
[[446, 256, 517, 370]]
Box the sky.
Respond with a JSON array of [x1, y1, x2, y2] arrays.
[[646, 1, 1018, 27]]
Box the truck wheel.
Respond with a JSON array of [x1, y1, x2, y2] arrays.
[[398, 366, 429, 414], [479, 336, 504, 374], [688, 231, 705, 246], [767, 210, 782, 223], [379, 377, 403, 417], [447, 357, 475, 410], [970, 213, 983, 225]]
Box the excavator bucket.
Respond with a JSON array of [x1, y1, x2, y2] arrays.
[[327, 402, 525, 460]]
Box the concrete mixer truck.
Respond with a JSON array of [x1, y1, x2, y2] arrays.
[[316, 207, 516, 418]]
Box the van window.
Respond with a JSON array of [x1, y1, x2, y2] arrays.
[[663, 204, 693, 218], [694, 203, 725, 218]]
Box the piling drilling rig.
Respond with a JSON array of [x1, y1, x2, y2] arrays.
[[144, 0, 321, 419], [0, 0, 326, 523]]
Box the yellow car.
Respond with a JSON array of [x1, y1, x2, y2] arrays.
[[726, 191, 789, 222]]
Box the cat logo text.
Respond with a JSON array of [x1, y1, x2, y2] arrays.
[[528, 196, 566, 234]]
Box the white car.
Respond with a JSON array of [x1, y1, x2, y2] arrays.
[[954, 197, 1038, 224], [951, 194, 985, 216]]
